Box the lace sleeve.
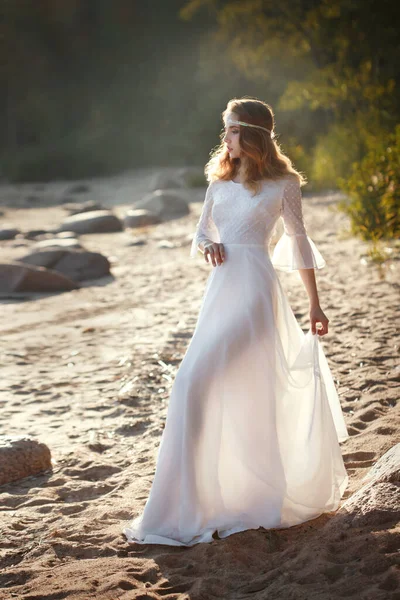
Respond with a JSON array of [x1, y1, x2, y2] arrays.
[[271, 177, 326, 271], [189, 183, 219, 258]]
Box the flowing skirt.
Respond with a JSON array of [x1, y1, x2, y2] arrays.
[[123, 243, 349, 546]]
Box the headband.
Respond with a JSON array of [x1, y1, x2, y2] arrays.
[[225, 117, 271, 135]]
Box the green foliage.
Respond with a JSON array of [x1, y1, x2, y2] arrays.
[[337, 125, 400, 240], [310, 122, 363, 189]]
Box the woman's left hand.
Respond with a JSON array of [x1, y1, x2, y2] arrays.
[[310, 304, 329, 336]]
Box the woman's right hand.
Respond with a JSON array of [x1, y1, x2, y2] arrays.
[[202, 242, 225, 267]]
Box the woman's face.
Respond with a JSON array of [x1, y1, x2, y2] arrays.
[[223, 112, 241, 159]]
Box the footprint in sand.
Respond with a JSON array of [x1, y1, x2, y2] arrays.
[[343, 450, 377, 468], [56, 483, 115, 502], [63, 465, 122, 480], [357, 407, 384, 422], [58, 503, 87, 515]]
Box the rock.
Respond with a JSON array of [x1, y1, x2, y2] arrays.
[[0, 261, 80, 292], [362, 443, 400, 485], [149, 172, 184, 191], [0, 435, 52, 486], [52, 250, 110, 282], [177, 166, 207, 187], [123, 209, 161, 228], [23, 230, 51, 240], [18, 249, 65, 268], [66, 183, 90, 194], [63, 200, 105, 215], [0, 227, 20, 240], [133, 190, 190, 220], [17, 248, 110, 281], [340, 482, 400, 528], [329, 444, 400, 529], [59, 210, 123, 234], [34, 238, 82, 250]]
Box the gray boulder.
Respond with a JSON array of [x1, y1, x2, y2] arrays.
[[0, 261, 80, 292], [60, 210, 123, 234], [329, 444, 400, 529], [362, 443, 400, 485], [17, 248, 110, 282], [0, 435, 52, 486], [124, 209, 161, 228], [134, 190, 190, 219], [177, 166, 207, 187], [0, 227, 20, 240]]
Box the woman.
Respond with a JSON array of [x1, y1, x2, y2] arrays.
[[122, 97, 349, 547]]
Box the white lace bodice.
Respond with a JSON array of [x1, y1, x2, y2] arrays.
[[190, 175, 326, 271]]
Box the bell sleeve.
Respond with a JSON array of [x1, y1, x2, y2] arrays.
[[189, 183, 220, 258], [271, 177, 326, 271]]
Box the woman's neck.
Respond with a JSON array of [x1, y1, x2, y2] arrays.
[[233, 165, 246, 183]]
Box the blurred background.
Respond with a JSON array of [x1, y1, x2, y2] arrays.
[[1, 0, 399, 240]]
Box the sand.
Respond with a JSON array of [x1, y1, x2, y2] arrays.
[[0, 168, 399, 600]]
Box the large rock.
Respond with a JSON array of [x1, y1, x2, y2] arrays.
[[123, 209, 161, 228], [177, 166, 207, 187], [0, 227, 20, 240], [0, 261, 80, 292], [59, 210, 123, 234], [18, 248, 66, 268], [133, 190, 190, 219], [0, 436, 52, 485], [17, 248, 110, 282], [362, 443, 400, 485], [328, 444, 400, 530]]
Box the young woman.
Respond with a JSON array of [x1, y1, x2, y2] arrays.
[[123, 97, 349, 547]]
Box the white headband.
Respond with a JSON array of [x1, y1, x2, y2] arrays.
[[225, 117, 271, 135]]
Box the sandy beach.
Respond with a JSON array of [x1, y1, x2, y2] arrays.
[[0, 168, 399, 600]]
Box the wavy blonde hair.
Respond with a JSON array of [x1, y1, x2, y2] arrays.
[[205, 97, 307, 195]]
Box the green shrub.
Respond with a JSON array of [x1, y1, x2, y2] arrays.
[[311, 123, 363, 190], [337, 125, 400, 241]]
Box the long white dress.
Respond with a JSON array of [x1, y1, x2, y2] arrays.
[[123, 174, 349, 547]]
